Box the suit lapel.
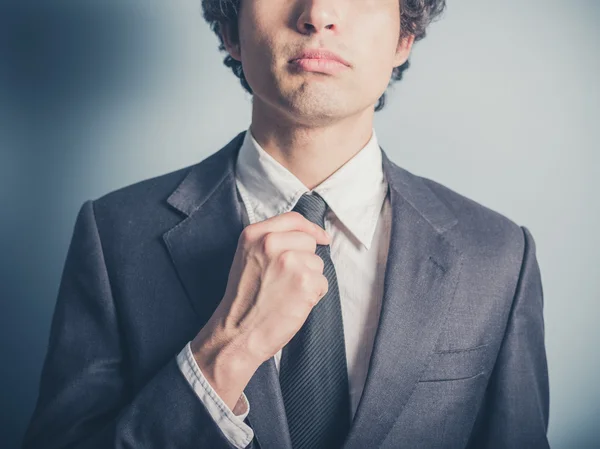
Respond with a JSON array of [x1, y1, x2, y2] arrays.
[[162, 131, 293, 449], [162, 131, 462, 449], [163, 132, 246, 325], [341, 150, 463, 449]]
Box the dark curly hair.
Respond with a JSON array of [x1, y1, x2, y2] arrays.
[[201, 0, 446, 111]]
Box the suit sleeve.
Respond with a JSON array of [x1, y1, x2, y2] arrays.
[[22, 200, 256, 449], [466, 226, 550, 449]]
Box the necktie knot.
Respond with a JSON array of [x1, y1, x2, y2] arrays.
[[291, 192, 328, 229]]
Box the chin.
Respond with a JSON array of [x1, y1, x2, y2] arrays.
[[257, 82, 356, 122], [288, 104, 355, 125], [287, 86, 349, 111]]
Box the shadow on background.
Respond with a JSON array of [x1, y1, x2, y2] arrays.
[[0, 3, 160, 447]]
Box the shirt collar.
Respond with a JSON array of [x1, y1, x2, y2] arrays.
[[235, 127, 387, 250]]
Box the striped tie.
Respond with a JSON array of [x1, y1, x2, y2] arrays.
[[279, 192, 351, 449]]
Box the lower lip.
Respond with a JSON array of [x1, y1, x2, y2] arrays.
[[289, 58, 349, 75]]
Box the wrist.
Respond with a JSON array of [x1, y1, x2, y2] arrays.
[[191, 322, 259, 398]]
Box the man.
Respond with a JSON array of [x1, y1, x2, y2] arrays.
[[23, 0, 550, 448]]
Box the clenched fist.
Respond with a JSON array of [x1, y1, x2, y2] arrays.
[[190, 210, 331, 412]]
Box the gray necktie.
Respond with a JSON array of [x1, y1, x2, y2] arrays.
[[279, 192, 351, 449]]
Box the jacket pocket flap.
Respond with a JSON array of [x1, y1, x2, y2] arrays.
[[419, 344, 489, 382]]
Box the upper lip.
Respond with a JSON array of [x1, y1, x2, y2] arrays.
[[289, 49, 351, 67]]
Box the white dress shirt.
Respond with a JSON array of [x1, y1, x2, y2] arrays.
[[177, 127, 392, 449]]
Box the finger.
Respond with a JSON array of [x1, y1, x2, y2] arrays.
[[257, 211, 330, 245], [313, 273, 329, 303], [263, 230, 319, 255], [292, 251, 325, 273]]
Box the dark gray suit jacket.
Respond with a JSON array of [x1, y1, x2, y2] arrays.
[[23, 131, 550, 449]]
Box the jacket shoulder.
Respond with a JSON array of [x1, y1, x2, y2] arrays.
[[94, 164, 192, 212], [91, 136, 238, 221], [88, 163, 197, 243], [418, 175, 528, 260]]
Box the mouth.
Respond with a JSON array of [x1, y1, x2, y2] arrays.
[[288, 49, 351, 75]]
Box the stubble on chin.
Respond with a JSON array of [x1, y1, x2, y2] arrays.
[[276, 78, 351, 123]]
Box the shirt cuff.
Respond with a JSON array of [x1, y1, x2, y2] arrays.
[[177, 341, 253, 449]]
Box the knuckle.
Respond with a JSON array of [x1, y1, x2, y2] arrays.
[[290, 211, 306, 226], [304, 234, 317, 251], [315, 255, 325, 272], [289, 211, 303, 221], [294, 270, 312, 291], [278, 250, 294, 269], [240, 225, 256, 245], [261, 233, 277, 255]]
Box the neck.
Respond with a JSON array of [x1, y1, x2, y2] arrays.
[[249, 98, 375, 191]]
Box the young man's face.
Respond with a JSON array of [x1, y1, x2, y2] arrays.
[[223, 0, 414, 124]]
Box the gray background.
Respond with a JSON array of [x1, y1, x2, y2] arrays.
[[1, 1, 598, 448]]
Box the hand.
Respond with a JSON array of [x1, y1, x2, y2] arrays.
[[190, 211, 330, 410]]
